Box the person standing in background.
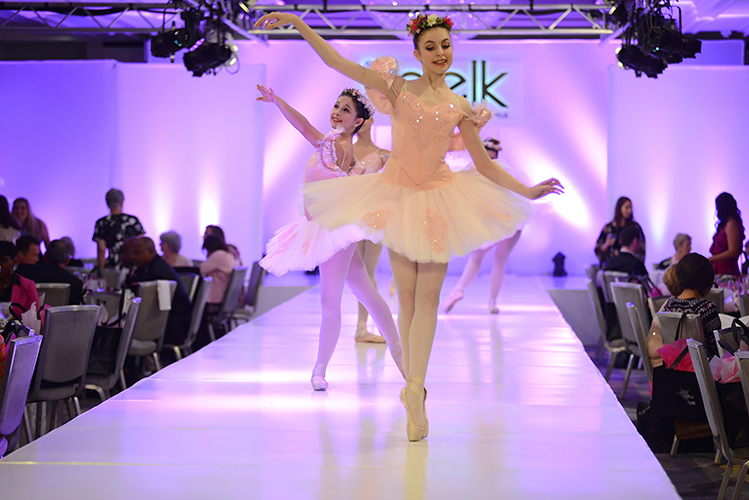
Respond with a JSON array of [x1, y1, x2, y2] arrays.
[[93, 189, 145, 270], [708, 192, 745, 278]]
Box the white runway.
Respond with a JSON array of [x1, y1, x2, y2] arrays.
[[0, 274, 679, 499]]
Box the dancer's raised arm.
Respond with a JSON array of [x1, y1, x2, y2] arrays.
[[256, 84, 324, 146], [456, 103, 563, 199], [254, 13, 399, 99]]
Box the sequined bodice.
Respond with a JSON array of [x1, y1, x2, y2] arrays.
[[381, 88, 464, 189], [304, 130, 360, 183], [358, 151, 386, 174]]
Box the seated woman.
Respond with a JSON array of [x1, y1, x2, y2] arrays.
[[708, 192, 745, 278], [647, 253, 721, 368], [0, 241, 40, 318], [0, 196, 22, 243], [656, 233, 691, 270], [196, 235, 238, 347], [160, 231, 193, 268], [13, 198, 50, 251]]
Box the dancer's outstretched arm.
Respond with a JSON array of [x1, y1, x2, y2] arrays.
[[256, 84, 324, 146], [254, 13, 401, 100], [456, 101, 563, 200]]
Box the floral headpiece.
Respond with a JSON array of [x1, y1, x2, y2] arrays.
[[482, 137, 502, 152], [407, 14, 454, 37], [341, 88, 375, 120]]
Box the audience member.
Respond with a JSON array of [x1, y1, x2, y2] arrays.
[[203, 224, 242, 264], [121, 236, 141, 289], [16, 240, 84, 305], [656, 233, 691, 270], [647, 253, 721, 368], [15, 236, 40, 266], [160, 231, 193, 268], [602, 225, 648, 276], [661, 265, 681, 297], [195, 235, 238, 349], [708, 192, 745, 277], [742, 240, 749, 276], [0, 196, 22, 243], [12, 198, 50, 249], [595, 196, 646, 265], [129, 237, 192, 346], [60, 236, 84, 267], [0, 241, 40, 317], [93, 188, 145, 270]]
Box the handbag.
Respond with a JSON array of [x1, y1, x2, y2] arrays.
[[717, 318, 749, 356], [87, 292, 127, 377], [651, 342, 706, 422]]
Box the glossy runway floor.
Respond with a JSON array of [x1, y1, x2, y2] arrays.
[[0, 275, 679, 499]]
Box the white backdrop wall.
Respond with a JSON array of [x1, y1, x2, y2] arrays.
[[239, 39, 620, 275], [0, 61, 265, 263], [608, 65, 749, 268]]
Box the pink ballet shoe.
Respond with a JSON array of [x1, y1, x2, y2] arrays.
[[400, 377, 427, 441], [443, 290, 463, 314], [390, 341, 406, 380], [488, 303, 499, 314], [355, 327, 387, 344], [311, 364, 328, 391]]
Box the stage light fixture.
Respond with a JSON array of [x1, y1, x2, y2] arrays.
[[679, 33, 702, 58], [617, 43, 667, 79], [184, 41, 233, 76], [151, 10, 203, 59]]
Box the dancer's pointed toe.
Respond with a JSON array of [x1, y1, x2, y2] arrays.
[[311, 364, 328, 391], [401, 377, 427, 441], [443, 290, 463, 314], [355, 328, 387, 343]]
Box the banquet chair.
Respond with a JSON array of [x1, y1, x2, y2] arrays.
[[627, 303, 653, 383], [177, 273, 200, 302], [231, 262, 266, 326], [35, 283, 70, 307], [208, 267, 247, 342], [739, 294, 748, 317], [100, 268, 128, 290], [689, 340, 749, 500], [0, 335, 42, 457], [85, 297, 141, 402], [597, 270, 629, 304], [122, 281, 175, 389], [656, 312, 704, 345], [714, 327, 742, 359], [648, 296, 669, 323], [164, 277, 212, 361], [25, 305, 100, 439], [705, 288, 725, 314], [610, 282, 649, 398], [586, 280, 626, 380]]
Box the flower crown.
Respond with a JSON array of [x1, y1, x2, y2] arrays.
[[407, 14, 454, 37], [482, 137, 502, 152], [341, 88, 375, 120]]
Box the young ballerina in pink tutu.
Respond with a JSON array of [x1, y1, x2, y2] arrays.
[[256, 84, 405, 390], [255, 12, 562, 440]]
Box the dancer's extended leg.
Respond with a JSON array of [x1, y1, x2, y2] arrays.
[[443, 246, 490, 313], [346, 248, 404, 378], [312, 244, 357, 390], [355, 240, 385, 343], [488, 230, 522, 313], [388, 249, 417, 377]]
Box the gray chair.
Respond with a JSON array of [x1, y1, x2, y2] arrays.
[[610, 282, 649, 398], [122, 281, 176, 388], [627, 303, 653, 384], [706, 287, 726, 314], [26, 305, 100, 439], [100, 268, 128, 290], [739, 294, 748, 317], [178, 273, 200, 302], [597, 270, 628, 304], [714, 327, 741, 359], [647, 296, 669, 323], [85, 297, 141, 401], [0, 335, 42, 458], [208, 267, 247, 342], [35, 283, 71, 307], [656, 311, 704, 345], [586, 280, 626, 380], [231, 262, 266, 326], [688, 340, 749, 500], [584, 264, 599, 283], [164, 277, 212, 361]]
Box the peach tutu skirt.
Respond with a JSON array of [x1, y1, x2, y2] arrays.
[[303, 168, 531, 264], [259, 217, 366, 276]]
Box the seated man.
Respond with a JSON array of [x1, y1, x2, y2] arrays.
[[15, 235, 40, 266], [16, 239, 84, 305], [129, 237, 192, 347], [602, 225, 648, 276]]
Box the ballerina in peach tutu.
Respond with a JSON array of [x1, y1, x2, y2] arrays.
[[257, 85, 405, 390], [255, 12, 562, 440]]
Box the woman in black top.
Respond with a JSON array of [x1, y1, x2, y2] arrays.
[[595, 196, 645, 265]]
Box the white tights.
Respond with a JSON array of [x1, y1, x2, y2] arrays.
[[451, 230, 522, 306], [356, 240, 384, 331], [314, 243, 400, 376], [388, 249, 448, 425]]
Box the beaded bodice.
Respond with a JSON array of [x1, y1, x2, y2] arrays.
[[358, 151, 387, 174], [381, 85, 463, 189], [304, 129, 362, 183]]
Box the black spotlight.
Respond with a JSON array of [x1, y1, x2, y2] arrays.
[[680, 33, 702, 58], [617, 43, 667, 78], [150, 10, 203, 59], [184, 42, 233, 76], [552, 252, 568, 277]]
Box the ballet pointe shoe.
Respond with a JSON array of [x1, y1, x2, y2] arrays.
[[400, 377, 427, 441], [488, 302, 499, 314], [390, 341, 406, 380], [423, 388, 429, 438], [443, 290, 463, 314], [355, 326, 387, 344], [311, 364, 328, 391]]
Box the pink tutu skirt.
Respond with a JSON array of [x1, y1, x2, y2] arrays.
[[259, 217, 366, 276], [303, 168, 530, 264]]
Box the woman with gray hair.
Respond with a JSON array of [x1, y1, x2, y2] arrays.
[[160, 231, 193, 267], [656, 233, 691, 270]]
